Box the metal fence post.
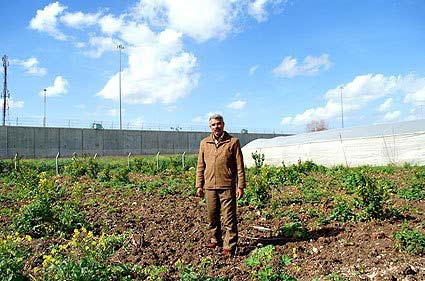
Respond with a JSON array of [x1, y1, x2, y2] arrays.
[[55, 152, 60, 175], [14, 153, 18, 171], [182, 151, 186, 169], [156, 151, 160, 170], [127, 152, 132, 168]]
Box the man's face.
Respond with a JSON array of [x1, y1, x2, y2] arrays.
[[209, 118, 224, 138]]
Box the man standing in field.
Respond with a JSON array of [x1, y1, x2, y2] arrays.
[[196, 114, 246, 256]]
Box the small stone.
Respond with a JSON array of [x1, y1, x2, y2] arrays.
[[312, 247, 319, 254], [403, 265, 417, 276]]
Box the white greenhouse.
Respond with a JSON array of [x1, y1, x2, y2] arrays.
[[242, 120, 425, 167]]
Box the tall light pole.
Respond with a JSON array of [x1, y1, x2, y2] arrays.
[[2, 55, 9, 126], [117, 44, 125, 130], [43, 88, 47, 127], [340, 86, 344, 129]]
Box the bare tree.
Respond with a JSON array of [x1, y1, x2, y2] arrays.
[[306, 120, 328, 132]]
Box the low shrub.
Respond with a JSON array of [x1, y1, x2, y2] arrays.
[[393, 224, 425, 255], [246, 245, 296, 281], [276, 221, 309, 240], [0, 233, 30, 280]]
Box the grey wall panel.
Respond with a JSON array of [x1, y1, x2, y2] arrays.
[[7, 127, 35, 158], [141, 131, 158, 155], [188, 132, 209, 153], [172, 131, 189, 154], [82, 129, 103, 156], [103, 130, 122, 156], [60, 128, 83, 157], [158, 131, 174, 154], [34, 128, 60, 158], [123, 130, 142, 154], [0, 127, 7, 158], [1, 126, 282, 158]]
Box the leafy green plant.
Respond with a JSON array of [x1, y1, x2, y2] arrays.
[[54, 201, 86, 234], [276, 221, 309, 240], [0, 233, 30, 280], [328, 198, 356, 223], [353, 172, 390, 220], [175, 258, 225, 281], [97, 165, 112, 183], [240, 167, 272, 207], [246, 245, 296, 281], [300, 177, 324, 204], [393, 224, 425, 255], [39, 229, 141, 280], [252, 151, 265, 168], [113, 166, 131, 184], [398, 179, 425, 200], [14, 195, 55, 237]]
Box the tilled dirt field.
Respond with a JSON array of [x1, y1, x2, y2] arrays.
[[1, 167, 424, 280], [80, 187, 424, 280]]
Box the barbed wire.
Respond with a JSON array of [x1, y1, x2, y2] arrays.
[[3, 115, 287, 134]]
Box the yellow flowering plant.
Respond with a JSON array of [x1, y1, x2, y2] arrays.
[[0, 233, 30, 280]]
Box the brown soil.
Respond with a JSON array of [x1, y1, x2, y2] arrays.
[[78, 185, 424, 280], [1, 173, 424, 280]]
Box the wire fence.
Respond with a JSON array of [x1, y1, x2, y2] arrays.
[[3, 115, 287, 134]]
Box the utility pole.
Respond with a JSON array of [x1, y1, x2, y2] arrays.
[[43, 88, 47, 127], [340, 86, 344, 129], [2, 55, 9, 126], [117, 44, 125, 130]]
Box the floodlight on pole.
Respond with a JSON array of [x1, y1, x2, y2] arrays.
[[117, 44, 125, 130], [43, 88, 47, 127], [340, 86, 344, 129]]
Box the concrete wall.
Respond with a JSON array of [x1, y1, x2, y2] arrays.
[[0, 126, 288, 159]]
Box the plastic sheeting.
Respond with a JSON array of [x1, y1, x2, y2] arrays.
[[242, 120, 425, 167]]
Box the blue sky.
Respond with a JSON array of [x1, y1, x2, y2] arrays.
[[1, 0, 425, 133]]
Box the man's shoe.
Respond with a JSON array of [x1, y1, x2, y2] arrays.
[[206, 242, 220, 249], [221, 249, 232, 256]]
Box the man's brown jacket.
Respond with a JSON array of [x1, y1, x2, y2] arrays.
[[196, 131, 246, 190]]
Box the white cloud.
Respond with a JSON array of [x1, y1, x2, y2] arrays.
[[39, 76, 69, 97], [96, 28, 199, 104], [227, 100, 246, 110], [133, 0, 287, 42], [133, 0, 236, 42], [29, 2, 67, 40], [404, 85, 425, 106], [248, 0, 285, 22], [11, 57, 47, 76], [383, 110, 401, 121], [99, 14, 124, 36], [74, 42, 86, 48], [281, 73, 425, 126], [273, 54, 332, 78], [60, 11, 101, 28], [378, 98, 393, 112], [249, 64, 260, 76], [8, 99, 25, 109], [248, 0, 268, 22], [29, 1, 287, 106], [86, 36, 116, 58], [281, 116, 292, 125]]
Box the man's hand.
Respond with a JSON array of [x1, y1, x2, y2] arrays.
[[237, 188, 244, 200], [197, 187, 204, 198]]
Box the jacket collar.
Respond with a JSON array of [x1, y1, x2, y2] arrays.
[[206, 131, 231, 144]]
